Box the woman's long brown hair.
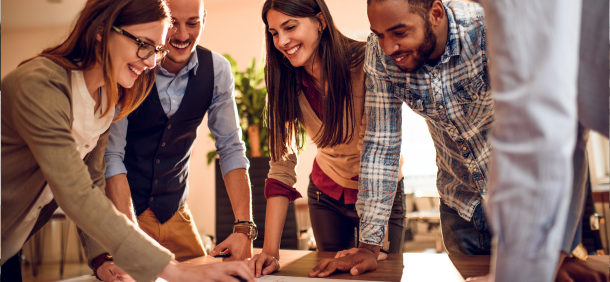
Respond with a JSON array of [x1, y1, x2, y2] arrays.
[[21, 0, 171, 121], [262, 0, 366, 162]]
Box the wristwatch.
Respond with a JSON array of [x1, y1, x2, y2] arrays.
[[92, 253, 113, 281], [233, 220, 258, 240]]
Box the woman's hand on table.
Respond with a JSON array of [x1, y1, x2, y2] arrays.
[[159, 260, 255, 282], [247, 251, 280, 278], [335, 247, 388, 261], [97, 261, 135, 282]]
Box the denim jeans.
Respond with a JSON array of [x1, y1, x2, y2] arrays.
[[440, 200, 492, 255]]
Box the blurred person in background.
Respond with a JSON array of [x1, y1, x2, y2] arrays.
[[468, 0, 610, 281]]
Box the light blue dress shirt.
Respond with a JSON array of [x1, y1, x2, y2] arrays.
[[105, 50, 249, 179]]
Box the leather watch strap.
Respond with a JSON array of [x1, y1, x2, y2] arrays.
[[92, 253, 113, 281], [233, 225, 251, 235]]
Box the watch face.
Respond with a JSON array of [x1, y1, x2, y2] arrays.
[[250, 226, 258, 240]]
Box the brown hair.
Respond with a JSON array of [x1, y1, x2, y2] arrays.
[[21, 0, 171, 121], [262, 0, 366, 161], [367, 0, 437, 19]]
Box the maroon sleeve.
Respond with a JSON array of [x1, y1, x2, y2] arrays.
[[264, 178, 303, 202]]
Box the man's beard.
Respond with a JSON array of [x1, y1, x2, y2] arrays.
[[401, 19, 437, 73], [166, 38, 193, 64]]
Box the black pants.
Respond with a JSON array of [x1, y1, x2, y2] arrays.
[[308, 176, 406, 253], [2, 253, 23, 282]]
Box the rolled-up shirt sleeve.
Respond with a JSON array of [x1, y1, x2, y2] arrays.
[[104, 115, 128, 179], [357, 34, 403, 246], [208, 53, 249, 177]]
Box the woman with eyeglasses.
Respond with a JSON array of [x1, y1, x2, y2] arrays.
[[0, 0, 254, 281], [248, 0, 406, 277]]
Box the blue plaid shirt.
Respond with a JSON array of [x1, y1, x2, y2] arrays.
[[358, 1, 491, 246]]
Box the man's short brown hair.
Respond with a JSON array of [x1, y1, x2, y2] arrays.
[[367, 0, 437, 20]]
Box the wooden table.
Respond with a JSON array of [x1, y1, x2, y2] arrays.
[[185, 250, 609, 281]]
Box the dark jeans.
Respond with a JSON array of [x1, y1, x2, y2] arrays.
[[308, 176, 407, 253], [440, 200, 492, 255], [2, 253, 23, 282]]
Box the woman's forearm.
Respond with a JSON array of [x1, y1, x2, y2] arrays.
[[261, 196, 290, 259]]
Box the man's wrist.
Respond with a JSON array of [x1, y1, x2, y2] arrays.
[[233, 220, 258, 240], [359, 243, 381, 256]]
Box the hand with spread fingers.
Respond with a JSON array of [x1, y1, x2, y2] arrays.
[[309, 246, 378, 277], [334, 247, 388, 261], [247, 251, 280, 278]]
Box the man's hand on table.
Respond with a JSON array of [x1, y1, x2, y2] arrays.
[[159, 260, 255, 282], [335, 247, 388, 261], [247, 251, 280, 278], [465, 253, 610, 282], [555, 257, 609, 282], [97, 261, 135, 282], [309, 244, 379, 277], [209, 233, 253, 262]]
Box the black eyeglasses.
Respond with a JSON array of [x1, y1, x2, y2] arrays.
[[112, 26, 169, 61]]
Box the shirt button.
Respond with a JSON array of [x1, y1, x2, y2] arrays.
[[149, 197, 154, 202], [472, 95, 478, 100], [438, 105, 444, 109], [473, 168, 478, 172], [433, 72, 438, 77], [84, 144, 90, 148], [167, 124, 172, 129], [172, 100, 176, 103], [156, 159, 160, 164], [154, 179, 159, 184], [161, 142, 166, 147], [462, 146, 467, 151]]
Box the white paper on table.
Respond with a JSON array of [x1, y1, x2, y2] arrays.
[[57, 275, 169, 282], [256, 275, 379, 282], [59, 275, 377, 282]]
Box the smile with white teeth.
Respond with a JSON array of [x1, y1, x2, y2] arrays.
[[395, 55, 406, 62], [129, 65, 142, 76], [170, 41, 190, 49], [287, 45, 300, 55]]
